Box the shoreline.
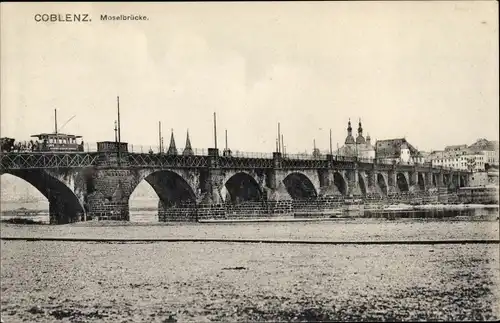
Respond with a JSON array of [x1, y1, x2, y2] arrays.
[[2, 202, 498, 217], [0, 206, 497, 227]]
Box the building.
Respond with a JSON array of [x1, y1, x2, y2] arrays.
[[444, 144, 468, 153], [468, 138, 499, 166], [468, 170, 499, 187], [427, 138, 498, 171], [428, 150, 486, 171], [337, 119, 375, 160], [375, 138, 425, 165]]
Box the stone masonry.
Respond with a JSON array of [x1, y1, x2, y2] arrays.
[[1, 148, 470, 224]]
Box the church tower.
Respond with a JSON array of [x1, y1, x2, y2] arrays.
[[182, 130, 193, 156], [356, 118, 366, 144], [344, 119, 355, 145], [167, 129, 178, 155]]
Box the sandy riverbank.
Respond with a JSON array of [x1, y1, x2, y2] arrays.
[[1, 241, 498, 322], [378, 203, 499, 211]]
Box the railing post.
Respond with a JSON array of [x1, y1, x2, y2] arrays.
[[326, 154, 334, 169], [273, 152, 282, 169], [208, 148, 219, 167]]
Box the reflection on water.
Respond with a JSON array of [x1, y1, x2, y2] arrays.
[[363, 207, 499, 219], [1, 204, 498, 225]]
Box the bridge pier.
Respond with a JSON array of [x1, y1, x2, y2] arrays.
[[425, 172, 434, 190], [266, 167, 293, 214], [387, 171, 398, 195], [317, 169, 343, 197], [346, 168, 362, 197], [408, 171, 419, 193], [85, 169, 138, 221]]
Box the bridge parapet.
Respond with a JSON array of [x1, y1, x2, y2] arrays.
[[282, 158, 329, 169], [0, 152, 100, 170], [0, 150, 473, 178], [218, 156, 274, 169], [127, 153, 209, 168]]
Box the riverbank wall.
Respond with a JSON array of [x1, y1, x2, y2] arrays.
[[156, 188, 498, 222]]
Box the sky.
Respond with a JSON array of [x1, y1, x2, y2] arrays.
[[1, 1, 498, 154]]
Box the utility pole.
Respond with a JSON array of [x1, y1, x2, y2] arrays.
[[54, 109, 58, 134], [278, 122, 281, 153], [54, 109, 58, 145], [281, 134, 284, 156], [213, 112, 218, 150], [225, 129, 228, 150], [114, 121, 118, 142], [159, 121, 162, 153], [117, 96, 121, 166], [329, 129, 333, 155]]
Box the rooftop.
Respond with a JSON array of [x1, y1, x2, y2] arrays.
[[375, 138, 419, 158]]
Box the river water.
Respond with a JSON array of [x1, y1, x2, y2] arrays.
[[1, 208, 499, 322]]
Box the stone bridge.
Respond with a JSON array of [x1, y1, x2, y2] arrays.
[[0, 148, 470, 224]]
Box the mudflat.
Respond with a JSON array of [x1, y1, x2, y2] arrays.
[[1, 241, 499, 322], [1, 218, 499, 322]]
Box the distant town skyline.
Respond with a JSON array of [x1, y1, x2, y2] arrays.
[[1, 1, 498, 153]]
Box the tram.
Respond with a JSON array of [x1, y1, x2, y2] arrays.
[[1, 133, 84, 152], [1, 109, 85, 153], [31, 133, 84, 152]]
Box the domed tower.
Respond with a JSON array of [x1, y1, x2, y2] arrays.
[[364, 133, 375, 159], [356, 118, 365, 144], [344, 119, 355, 145]]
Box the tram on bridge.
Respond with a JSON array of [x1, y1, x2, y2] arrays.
[[1, 133, 84, 153], [31, 133, 84, 152]]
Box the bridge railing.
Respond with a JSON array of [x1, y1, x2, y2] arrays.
[[130, 145, 209, 156], [229, 151, 274, 159], [283, 153, 328, 160], [78, 143, 210, 156]]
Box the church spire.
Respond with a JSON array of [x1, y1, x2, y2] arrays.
[[345, 118, 355, 145], [355, 118, 366, 144], [183, 130, 193, 156], [167, 129, 178, 155]]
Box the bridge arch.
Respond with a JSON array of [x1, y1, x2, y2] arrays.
[[222, 171, 262, 204], [283, 172, 318, 199], [130, 169, 197, 209], [418, 173, 425, 191], [396, 172, 409, 192], [1, 170, 85, 224], [376, 173, 388, 196]]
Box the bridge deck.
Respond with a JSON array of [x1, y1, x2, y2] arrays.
[[0, 151, 464, 174]]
